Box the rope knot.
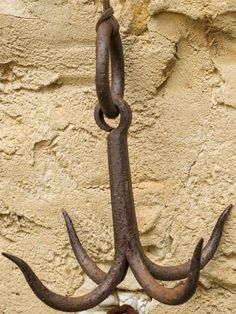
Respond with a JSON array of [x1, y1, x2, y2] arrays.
[[96, 6, 119, 36]]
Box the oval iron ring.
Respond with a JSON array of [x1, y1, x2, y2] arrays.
[[96, 12, 124, 119]]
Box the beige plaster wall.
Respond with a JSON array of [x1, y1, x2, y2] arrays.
[[0, 1, 235, 313]]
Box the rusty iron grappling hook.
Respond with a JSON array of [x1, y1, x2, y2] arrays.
[[2, 1, 233, 312]]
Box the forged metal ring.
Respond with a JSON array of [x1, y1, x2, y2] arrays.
[[94, 100, 132, 133], [96, 16, 124, 119]]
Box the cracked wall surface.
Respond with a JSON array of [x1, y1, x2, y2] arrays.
[[0, 1, 235, 313]]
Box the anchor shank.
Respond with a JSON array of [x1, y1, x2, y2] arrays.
[[106, 102, 139, 249]]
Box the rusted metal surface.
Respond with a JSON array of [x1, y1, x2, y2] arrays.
[[139, 205, 232, 281], [2, 1, 233, 312], [2, 97, 232, 310], [65, 202, 232, 283], [94, 100, 203, 305], [96, 0, 124, 118], [2, 251, 128, 312]]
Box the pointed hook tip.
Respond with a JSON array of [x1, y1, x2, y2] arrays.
[[2, 252, 19, 264], [62, 210, 73, 232], [191, 239, 204, 270], [61, 210, 66, 220], [197, 238, 204, 251], [61, 209, 72, 222], [224, 204, 233, 215], [61, 209, 68, 216], [2, 252, 11, 258], [195, 238, 204, 256], [218, 204, 233, 224]]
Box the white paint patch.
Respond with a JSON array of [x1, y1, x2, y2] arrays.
[[118, 291, 154, 314], [78, 291, 158, 314]]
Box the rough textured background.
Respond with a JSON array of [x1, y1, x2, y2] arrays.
[[0, 1, 235, 313]]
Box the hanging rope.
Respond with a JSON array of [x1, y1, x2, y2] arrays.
[[103, 0, 111, 10]]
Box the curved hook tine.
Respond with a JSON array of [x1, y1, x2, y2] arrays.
[[139, 205, 232, 281], [2, 252, 128, 312], [127, 239, 203, 305], [62, 210, 106, 284]]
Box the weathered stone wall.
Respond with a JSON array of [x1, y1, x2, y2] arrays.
[[0, 1, 235, 313]]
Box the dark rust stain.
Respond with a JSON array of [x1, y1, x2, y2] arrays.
[[107, 304, 138, 314]]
